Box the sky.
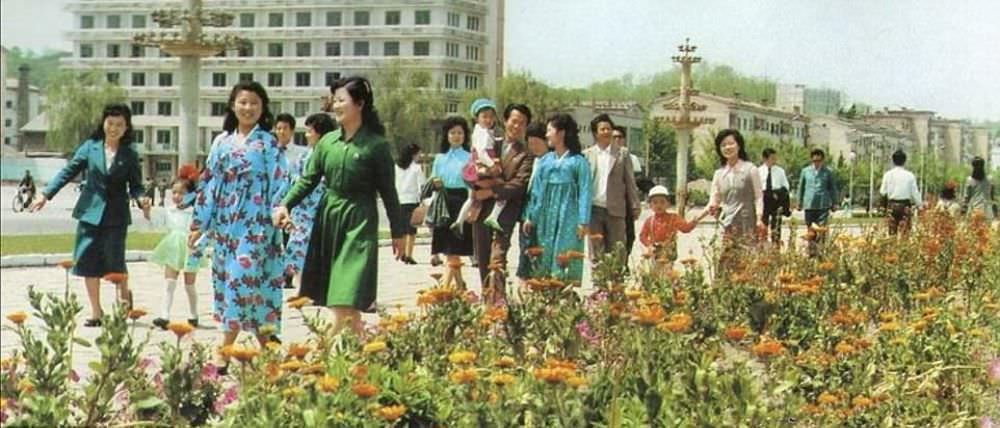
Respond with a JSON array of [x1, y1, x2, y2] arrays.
[[2, 0, 998, 120]]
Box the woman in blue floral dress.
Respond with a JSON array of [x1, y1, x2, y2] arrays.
[[283, 113, 336, 287], [188, 81, 288, 347], [523, 113, 591, 281]]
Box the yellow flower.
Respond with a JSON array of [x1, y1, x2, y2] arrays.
[[494, 356, 516, 368], [127, 309, 148, 320], [317, 375, 340, 393], [167, 321, 195, 338], [657, 313, 693, 333], [834, 341, 856, 357], [448, 350, 477, 365], [878, 321, 901, 333], [566, 376, 588, 388], [374, 404, 407, 422], [17, 378, 34, 393], [279, 360, 305, 372], [624, 288, 643, 300], [287, 342, 311, 359], [287, 296, 313, 309], [631, 305, 666, 326], [817, 391, 840, 406], [6, 311, 28, 325], [852, 395, 873, 409], [449, 368, 479, 384], [362, 340, 388, 354], [490, 373, 516, 386], [533, 367, 575, 384], [351, 382, 379, 398], [231, 346, 261, 363], [282, 387, 303, 399]]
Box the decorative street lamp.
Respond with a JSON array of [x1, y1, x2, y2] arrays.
[[133, 0, 247, 166]]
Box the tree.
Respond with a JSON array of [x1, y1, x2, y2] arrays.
[[375, 61, 446, 156], [642, 118, 697, 187], [44, 70, 128, 154], [459, 71, 577, 126], [4, 47, 71, 88]]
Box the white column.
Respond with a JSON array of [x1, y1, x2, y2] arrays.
[[178, 55, 199, 166]]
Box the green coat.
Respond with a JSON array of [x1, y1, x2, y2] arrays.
[[282, 128, 404, 310], [43, 139, 144, 227], [797, 165, 838, 211]]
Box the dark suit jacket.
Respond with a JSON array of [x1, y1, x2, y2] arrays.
[[43, 139, 145, 227], [475, 138, 533, 225]]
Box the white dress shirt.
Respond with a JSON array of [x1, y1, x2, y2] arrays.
[[394, 163, 426, 205], [757, 164, 790, 191], [879, 166, 922, 206], [630, 153, 643, 175], [591, 144, 614, 207]]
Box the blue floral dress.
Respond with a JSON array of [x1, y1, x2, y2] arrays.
[[524, 151, 592, 281], [283, 147, 325, 277], [192, 127, 288, 333]]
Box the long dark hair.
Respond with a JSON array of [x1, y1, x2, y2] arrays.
[[396, 143, 421, 169], [304, 113, 337, 138], [330, 76, 385, 136], [971, 156, 987, 181], [222, 81, 274, 133], [547, 113, 582, 155], [440, 116, 470, 153], [89, 103, 134, 145], [714, 129, 749, 166]]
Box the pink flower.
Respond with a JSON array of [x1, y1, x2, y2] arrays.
[[214, 385, 239, 414], [988, 358, 1000, 383], [201, 363, 220, 383], [576, 320, 600, 345]]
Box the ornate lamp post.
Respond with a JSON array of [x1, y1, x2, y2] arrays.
[[133, 0, 247, 166], [660, 38, 714, 216]]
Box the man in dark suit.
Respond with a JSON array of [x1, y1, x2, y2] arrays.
[[471, 104, 533, 303]]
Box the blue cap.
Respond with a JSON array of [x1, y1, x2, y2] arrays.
[[470, 98, 497, 117]]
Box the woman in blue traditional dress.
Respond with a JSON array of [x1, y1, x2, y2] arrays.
[[522, 113, 592, 281], [283, 113, 336, 289], [188, 81, 288, 348]]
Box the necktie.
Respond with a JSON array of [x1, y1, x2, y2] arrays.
[[766, 167, 773, 192]]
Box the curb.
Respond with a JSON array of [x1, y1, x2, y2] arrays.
[[0, 237, 434, 269]]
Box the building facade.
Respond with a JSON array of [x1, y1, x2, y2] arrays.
[[61, 0, 503, 180], [3, 78, 43, 151], [776, 84, 843, 116], [562, 101, 645, 162]]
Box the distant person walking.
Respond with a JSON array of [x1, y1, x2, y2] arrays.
[[963, 156, 995, 221]]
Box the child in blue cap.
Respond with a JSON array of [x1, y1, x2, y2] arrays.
[[452, 98, 506, 234]]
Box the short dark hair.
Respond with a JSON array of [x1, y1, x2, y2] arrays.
[[89, 103, 135, 145], [713, 129, 748, 166], [971, 156, 987, 181], [304, 113, 336, 137], [612, 125, 627, 138], [810, 148, 826, 159], [503, 103, 532, 125], [440, 116, 470, 153], [275, 113, 296, 129], [762, 148, 776, 159], [891, 150, 906, 166], [222, 81, 274, 133], [546, 113, 582, 155], [525, 122, 546, 140], [590, 113, 614, 135], [396, 143, 422, 169], [330, 76, 385, 136]]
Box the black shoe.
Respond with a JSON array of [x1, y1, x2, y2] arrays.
[[269, 334, 282, 344], [283, 276, 295, 289], [187, 318, 199, 328], [84, 318, 102, 327], [404, 257, 417, 265], [152, 318, 169, 330]]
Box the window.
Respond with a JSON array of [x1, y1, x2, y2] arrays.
[[467, 16, 480, 31], [446, 102, 458, 113], [326, 11, 341, 26], [155, 160, 171, 171], [444, 73, 458, 89], [353, 11, 369, 26], [81, 15, 94, 29], [268, 13, 284, 27], [130, 101, 145, 115], [131, 72, 145, 87], [239, 13, 254, 27], [465, 46, 479, 61], [158, 72, 173, 87], [325, 72, 341, 85], [238, 72, 253, 83], [106, 15, 121, 29], [268, 72, 283, 87], [447, 12, 460, 27], [385, 11, 400, 25], [295, 72, 311, 87], [157, 101, 172, 116], [238, 44, 253, 57], [133, 129, 144, 143], [413, 41, 430, 56], [295, 42, 311, 57], [212, 72, 226, 87], [294, 101, 309, 117], [210, 102, 227, 116], [293, 132, 306, 146], [107, 44, 121, 58], [106, 73, 120, 84], [383, 41, 399, 56], [132, 15, 146, 28], [464, 75, 479, 90], [130, 45, 145, 58], [325, 42, 341, 56], [295, 12, 311, 27], [80, 44, 94, 58], [268, 43, 284, 57], [446, 43, 459, 58], [156, 130, 171, 147], [353, 41, 369, 56], [415, 10, 431, 25]]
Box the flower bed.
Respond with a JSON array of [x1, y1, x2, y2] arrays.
[[2, 211, 998, 427]]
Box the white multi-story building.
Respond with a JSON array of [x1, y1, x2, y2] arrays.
[[61, 0, 504, 180], [3, 78, 44, 151]]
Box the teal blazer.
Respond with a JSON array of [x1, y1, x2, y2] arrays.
[[797, 165, 838, 210], [43, 139, 145, 227]]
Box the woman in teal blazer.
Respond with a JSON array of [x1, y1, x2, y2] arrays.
[[31, 104, 151, 327]]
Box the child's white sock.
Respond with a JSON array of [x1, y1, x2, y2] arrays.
[[486, 200, 506, 223], [161, 278, 177, 319], [184, 282, 198, 320], [453, 194, 473, 227]]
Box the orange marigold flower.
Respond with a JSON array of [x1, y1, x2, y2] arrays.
[[6, 311, 28, 325], [352, 382, 379, 398], [490, 373, 516, 386], [127, 308, 148, 320], [279, 359, 305, 372], [672, 289, 687, 305], [57, 260, 75, 269], [724, 326, 749, 341], [525, 246, 544, 257], [287, 296, 313, 309], [362, 340, 388, 354], [495, 356, 516, 368], [777, 271, 796, 284], [852, 395, 873, 409], [834, 341, 856, 357], [287, 342, 311, 359], [624, 288, 643, 300], [448, 350, 477, 365], [350, 364, 368, 379], [231, 346, 261, 363], [566, 375, 588, 388], [300, 363, 325, 375], [631, 305, 666, 326], [17, 379, 34, 394], [556, 254, 571, 268], [566, 250, 586, 260], [817, 261, 835, 272], [543, 358, 578, 371], [657, 313, 693, 333], [374, 404, 407, 421], [450, 368, 479, 384], [317, 375, 340, 392], [167, 320, 195, 338], [533, 367, 574, 384], [817, 391, 840, 406], [751, 339, 785, 358]]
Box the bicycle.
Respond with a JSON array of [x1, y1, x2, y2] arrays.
[[12, 188, 31, 213]]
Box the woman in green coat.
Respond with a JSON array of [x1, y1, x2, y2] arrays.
[[274, 76, 405, 336], [31, 103, 151, 326]]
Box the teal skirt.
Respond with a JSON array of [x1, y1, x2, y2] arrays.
[[72, 221, 127, 277]]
